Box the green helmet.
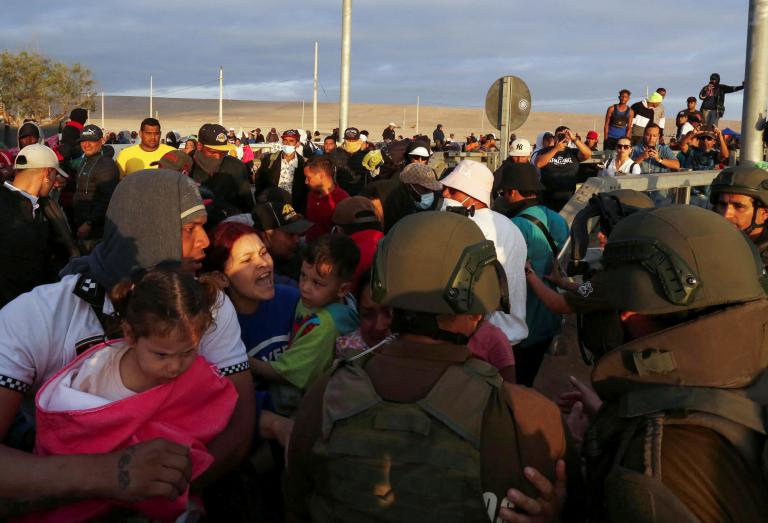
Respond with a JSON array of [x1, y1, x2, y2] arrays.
[[372, 211, 509, 315], [709, 166, 768, 208], [593, 205, 767, 315]]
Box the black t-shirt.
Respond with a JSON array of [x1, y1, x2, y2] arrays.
[[539, 146, 581, 194]]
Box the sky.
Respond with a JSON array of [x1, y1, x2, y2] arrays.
[[2, 1, 752, 119]]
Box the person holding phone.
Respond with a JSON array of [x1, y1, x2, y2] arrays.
[[678, 126, 729, 171], [630, 123, 680, 173], [534, 125, 592, 210]]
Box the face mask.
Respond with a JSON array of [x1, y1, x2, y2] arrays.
[[282, 144, 296, 155], [440, 198, 463, 211], [415, 191, 435, 210]]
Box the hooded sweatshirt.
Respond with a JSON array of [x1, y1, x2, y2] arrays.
[[61, 169, 206, 290]]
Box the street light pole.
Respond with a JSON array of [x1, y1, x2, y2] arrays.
[[339, 0, 352, 134], [740, 0, 768, 165]]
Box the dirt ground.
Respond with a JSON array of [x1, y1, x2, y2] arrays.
[[96, 95, 740, 146]]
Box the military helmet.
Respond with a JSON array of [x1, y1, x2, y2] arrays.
[[593, 205, 766, 315], [709, 166, 768, 208], [372, 211, 509, 315]]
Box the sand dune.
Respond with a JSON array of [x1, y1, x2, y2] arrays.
[[97, 95, 740, 144]]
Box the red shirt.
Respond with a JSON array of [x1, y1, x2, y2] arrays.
[[306, 185, 349, 241]]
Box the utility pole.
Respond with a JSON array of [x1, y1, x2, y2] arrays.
[[101, 92, 105, 129], [339, 0, 352, 134], [301, 100, 305, 130], [313, 41, 318, 134], [416, 96, 420, 135], [740, 0, 768, 165], [149, 75, 153, 118], [219, 66, 224, 126]]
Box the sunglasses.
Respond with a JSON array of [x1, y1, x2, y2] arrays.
[[702, 136, 716, 141], [616, 144, 631, 149]]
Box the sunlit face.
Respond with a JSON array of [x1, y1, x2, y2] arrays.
[[714, 193, 768, 237], [80, 139, 103, 157], [282, 135, 299, 147], [225, 233, 275, 306], [619, 92, 630, 104], [299, 261, 349, 309], [129, 329, 199, 384], [304, 166, 327, 192], [140, 125, 161, 150], [616, 139, 632, 157], [181, 216, 210, 272], [643, 127, 660, 147], [358, 282, 392, 347]]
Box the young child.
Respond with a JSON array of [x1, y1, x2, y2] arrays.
[[31, 268, 237, 523], [250, 234, 360, 415]]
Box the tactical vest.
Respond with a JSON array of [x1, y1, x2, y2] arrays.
[[584, 299, 768, 523], [308, 356, 507, 523]]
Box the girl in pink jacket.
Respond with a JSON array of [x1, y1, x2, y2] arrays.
[[29, 268, 237, 523]]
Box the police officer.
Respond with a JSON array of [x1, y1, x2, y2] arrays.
[[709, 165, 768, 267], [576, 205, 768, 522], [284, 211, 579, 523]]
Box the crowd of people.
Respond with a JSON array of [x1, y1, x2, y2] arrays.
[[0, 70, 767, 522]]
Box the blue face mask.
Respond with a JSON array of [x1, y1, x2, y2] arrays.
[[415, 191, 435, 210]]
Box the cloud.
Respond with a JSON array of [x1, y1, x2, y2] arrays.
[[0, 0, 750, 118]]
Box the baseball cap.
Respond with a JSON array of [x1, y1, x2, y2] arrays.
[[198, 123, 231, 151], [252, 202, 314, 235], [486, 133, 497, 140], [332, 196, 379, 226], [282, 129, 300, 139], [440, 159, 493, 207], [509, 138, 532, 157], [499, 163, 545, 192], [687, 96, 697, 103], [14, 144, 68, 178], [408, 146, 430, 158], [586, 130, 599, 140], [388, 122, 397, 127], [150, 150, 194, 175], [648, 92, 663, 104], [399, 163, 442, 191], [79, 124, 103, 142], [344, 127, 360, 140]]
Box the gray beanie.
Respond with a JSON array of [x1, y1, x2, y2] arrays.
[[63, 169, 206, 290]]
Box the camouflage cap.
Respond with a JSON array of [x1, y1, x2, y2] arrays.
[[595, 205, 766, 314]]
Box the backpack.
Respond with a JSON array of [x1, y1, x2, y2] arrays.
[[308, 355, 562, 522], [583, 299, 768, 522]]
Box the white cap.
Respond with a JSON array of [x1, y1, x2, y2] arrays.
[[388, 122, 397, 127], [14, 144, 68, 178], [440, 159, 493, 207], [360, 134, 368, 143], [408, 146, 430, 157], [509, 138, 532, 157]]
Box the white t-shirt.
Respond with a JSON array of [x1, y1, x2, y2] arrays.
[[69, 343, 134, 402], [469, 208, 529, 345], [0, 274, 248, 397], [600, 158, 641, 177]]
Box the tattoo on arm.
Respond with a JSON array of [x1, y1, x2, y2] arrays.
[[117, 446, 136, 490]]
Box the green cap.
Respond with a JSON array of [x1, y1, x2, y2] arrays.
[[710, 165, 768, 208], [593, 205, 766, 314], [372, 211, 508, 314]]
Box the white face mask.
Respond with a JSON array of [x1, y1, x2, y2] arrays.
[[282, 144, 296, 155], [440, 198, 463, 211]]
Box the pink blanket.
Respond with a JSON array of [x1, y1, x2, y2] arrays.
[[29, 340, 237, 522]]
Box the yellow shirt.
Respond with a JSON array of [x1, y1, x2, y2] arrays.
[[116, 144, 176, 178]]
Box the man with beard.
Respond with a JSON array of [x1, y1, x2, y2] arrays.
[[189, 123, 254, 217]]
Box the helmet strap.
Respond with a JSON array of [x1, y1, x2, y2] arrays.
[[392, 309, 470, 345], [743, 199, 766, 236]]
